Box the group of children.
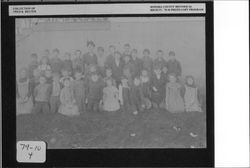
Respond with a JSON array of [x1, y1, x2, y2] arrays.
[[16, 41, 203, 117]]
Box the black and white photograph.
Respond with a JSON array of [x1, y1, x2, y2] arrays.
[[16, 16, 206, 149]]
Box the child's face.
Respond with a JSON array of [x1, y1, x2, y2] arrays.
[[187, 78, 194, 85], [75, 72, 82, 80], [134, 78, 140, 86], [88, 45, 94, 52], [169, 55, 175, 60], [75, 51, 81, 58], [121, 78, 128, 85], [53, 75, 60, 82], [115, 53, 121, 59], [41, 58, 48, 64], [62, 70, 69, 77], [97, 49, 104, 56], [106, 69, 112, 77], [64, 53, 70, 60], [124, 56, 130, 63], [157, 51, 163, 58], [63, 80, 70, 87], [169, 75, 176, 83], [124, 45, 130, 52], [91, 74, 98, 82], [162, 67, 168, 73], [89, 66, 97, 73], [45, 70, 52, 78], [141, 70, 148, 77], [109, 46, 115, 54], [39, 77, 46, 84], [31, 56, 38, 62], [143, 51, 150, 57], [154, 69, 161, 75]]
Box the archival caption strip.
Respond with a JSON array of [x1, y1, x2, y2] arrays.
[[9, 3, 205, 16]]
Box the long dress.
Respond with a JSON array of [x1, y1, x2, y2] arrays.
[[165, 82, 185, 113], [103, 86, 120, 112], [16, 78, 33, 115], [184, 85, 202, 112], [59, 87, 79, 116]]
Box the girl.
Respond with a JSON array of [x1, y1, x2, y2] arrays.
[[103, 68, 116, 86], [102, 78, 120, 112], [165, 73, 185, 113], [72, 70, 86, 113], [33, 76, 51, 113], [183, 76, 203, 112], [16, 68, 33, 115], [38, 56, 51, 75], [58, 77, 79, 116]]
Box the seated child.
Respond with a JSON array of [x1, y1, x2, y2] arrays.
[[140, 69, 152, 110], [59, 77, 79, 116], [16, 68, 33, 115], [130, 77, 144, 114], [102, 78, 120, 112], [151, 66, 166, 109], [86, 72, 104, 112], [118, 76, 131, 112], [72, 70, 86, 113], [183, 76, 202, 112], [33, 76, 51, 113], [165, 73, 185, 113], [49, 72, 61, 113], [38, 56, 51, 75]]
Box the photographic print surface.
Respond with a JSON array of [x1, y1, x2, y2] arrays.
[[16, 16, 206, 149]]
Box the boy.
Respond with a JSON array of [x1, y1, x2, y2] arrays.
[[108, 51, 123, 85], [72, 50, 84, 73], [33, 76, 51, 113], [130, 49, 142, 78], [96, 46, 106, 76], [86, 72, 104, 112], [154, 50, 167, 69], [50, 73, 61, 113], [50, 48, 62, 73], [83, 41, 97, 72], [142, 49, 153, 77], [72, 70, 86, 113], [62, 52, 73, 76], [166, 51, 182, 77]]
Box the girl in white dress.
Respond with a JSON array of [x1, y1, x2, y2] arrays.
[[58, 77, 79, 116], [102, 78, 120, 112], [16, 68, 33, 116], [183, 76, 202, 112]]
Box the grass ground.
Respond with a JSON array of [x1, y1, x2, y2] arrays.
[[17, 108, 206, 149]]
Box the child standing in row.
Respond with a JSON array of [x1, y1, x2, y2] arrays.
[[49, 73, 61, 113], [33, 76, 51, 113], [16, 68, 33, 115], [59, 77, 79, 116]]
